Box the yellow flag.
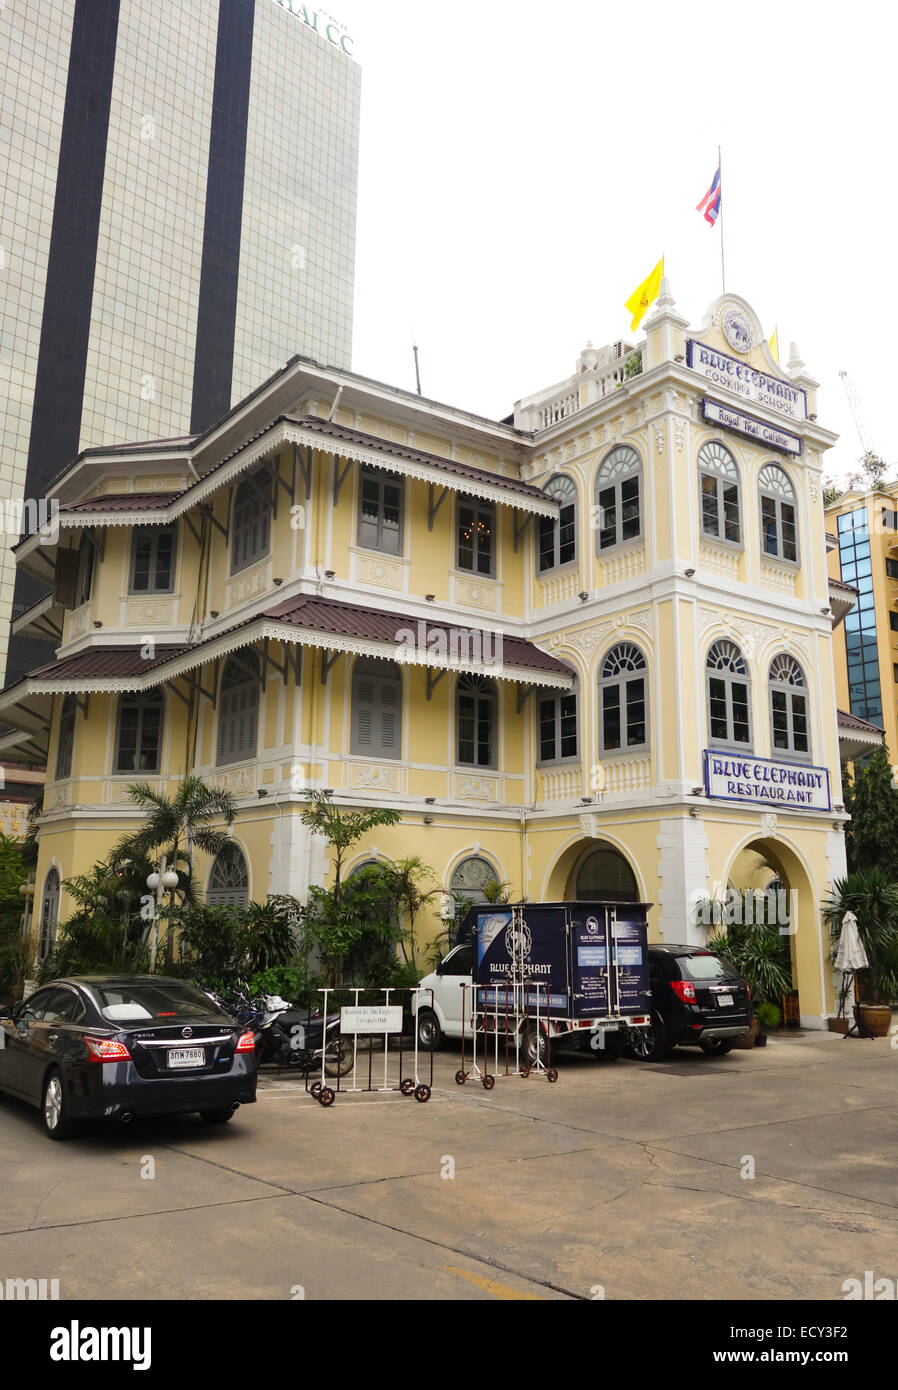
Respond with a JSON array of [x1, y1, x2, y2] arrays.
[[768, 327, 780, 363], [625, 257, 664, 332]]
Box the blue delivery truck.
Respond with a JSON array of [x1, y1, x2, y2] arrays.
[[414, 901, 652, 1065]]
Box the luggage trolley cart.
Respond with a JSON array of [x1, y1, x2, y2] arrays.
[[456, 906, 560, 1089], [307, 987, 434, 1108]]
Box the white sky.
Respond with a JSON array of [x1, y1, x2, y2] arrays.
[[327, 0, 894, 485]]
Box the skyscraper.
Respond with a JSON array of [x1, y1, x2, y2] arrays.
[[0, 0, 360, 684]]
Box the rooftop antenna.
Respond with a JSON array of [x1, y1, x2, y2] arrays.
[[413, 343, 422, 397], [839, 370, 876, 457]]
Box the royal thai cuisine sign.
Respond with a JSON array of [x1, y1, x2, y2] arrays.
[[704, 751, 831, 811], [687, 341, 807, 422], [702, 399, 802, 457]]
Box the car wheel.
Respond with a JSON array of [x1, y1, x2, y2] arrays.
[[628, 1018, 670, 1062], [522, 1026, 549, 1068], [199, 1108, 236, 1125], [699, 1037, 735, 1055], [42, 1069, 75, 1141], [416, 1008, 442, 1052]]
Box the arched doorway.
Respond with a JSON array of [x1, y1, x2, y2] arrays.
[[571, 842, 639, 902], [724, 836, 824, 1024]]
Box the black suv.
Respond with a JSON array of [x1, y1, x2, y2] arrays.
[[628, 944, 751, 1061]]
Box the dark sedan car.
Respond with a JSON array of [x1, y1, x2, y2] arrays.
[[627, 944, 752, 1060], [0, 976, 257, 1140]]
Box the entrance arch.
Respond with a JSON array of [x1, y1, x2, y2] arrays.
[[724, 835, 826, 1023], [543, 836, 643, 903]]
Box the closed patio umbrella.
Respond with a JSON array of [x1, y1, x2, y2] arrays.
[[834, 911, 871, 1038]]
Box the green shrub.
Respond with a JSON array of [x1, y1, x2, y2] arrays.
[[756, 1002, 782, 1030], [39, 911, 149, 982]]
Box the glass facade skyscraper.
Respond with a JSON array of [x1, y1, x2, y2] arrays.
[[837, 508, 882, 724], [0, 0, 360, 685]]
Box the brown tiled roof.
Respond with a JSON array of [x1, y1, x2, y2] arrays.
[[264, 594, 572, 674], [837, 708, 884, 735], [28, 645, 186, 682], [280, 415, 546, 500], [58, 493, 182, 513]]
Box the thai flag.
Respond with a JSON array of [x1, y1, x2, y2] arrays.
[[697, 167, 722, 226]]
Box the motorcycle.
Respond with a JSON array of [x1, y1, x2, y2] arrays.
[[210, 986, 353, 1078]]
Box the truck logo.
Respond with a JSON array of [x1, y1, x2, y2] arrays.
[[504, 922, 532, 962]]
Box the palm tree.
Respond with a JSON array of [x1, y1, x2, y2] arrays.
[[822, 871, 898, 1005], [110, 777, 237, 965]]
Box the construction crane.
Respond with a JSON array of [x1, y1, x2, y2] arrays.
[[839, 370, 877, 457]]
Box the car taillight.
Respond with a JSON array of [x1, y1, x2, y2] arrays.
[[671, 980, 697, 1003], [236, 1031, 256, 1053], [745, 983, 751, 1002], [85, 1037, 131, 1062]]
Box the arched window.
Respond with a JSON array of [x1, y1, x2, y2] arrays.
[[55, 696, 76, 780], [759, 464, 798, 563], [537, 475, 577, 573], [599, 644, 648, 753], [206, 843, 249, 909], [38, 868, 60, 961], [115, 691, 164, 773], [699, 441, 741, 544], [706, 640, 752, 747], [217, 653, 260, 765], [456, 674, 497, 767], [595, 446, 642, 551], [231, 471, 271, 574], [574, 844, 638, 902], [769, 654, 810, 758], [450, 856, 499, 912], [350, 659, 402, 759]]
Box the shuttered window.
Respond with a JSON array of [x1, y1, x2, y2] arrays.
[[207, 843, 249, 909], [55, 696, 76, 780], [231, 472, 271, 574], [350, 659, 402, 759], [217, 654, 260, 765]]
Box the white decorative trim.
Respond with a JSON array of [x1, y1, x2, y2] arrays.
[[454, 774, 501, 800], [566, 622, 614, 656], [628, 608, 654, 638]]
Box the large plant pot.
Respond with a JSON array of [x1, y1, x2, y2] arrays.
[[828, 1016, 850, 1035], [858, 1004, 893, 1038]]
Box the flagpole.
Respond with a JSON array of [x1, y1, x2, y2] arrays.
[[719, 143, 726, 295]]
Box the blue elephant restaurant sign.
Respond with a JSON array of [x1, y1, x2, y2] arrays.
[[704, 751, 831, 810]]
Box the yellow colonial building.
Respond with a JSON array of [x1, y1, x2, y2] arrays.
[[0, 286, 862, 1024]]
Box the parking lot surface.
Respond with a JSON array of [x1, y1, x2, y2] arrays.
[[1, 1030, 896, 1301]]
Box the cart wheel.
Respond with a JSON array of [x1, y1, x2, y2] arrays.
[[482, 1073, 495, 1091], [310, 1081, 322, 1099], [414, 1084, 431, 1103], [318, 1087, 336, 1107], [400, 1078, 415, 1096], [455, 1070, 467, 1086], [520, 1066, 531, 1079], [547, 1068, 559, 1083]]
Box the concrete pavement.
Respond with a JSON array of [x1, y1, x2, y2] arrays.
[[0, 1030, 896, 1300]]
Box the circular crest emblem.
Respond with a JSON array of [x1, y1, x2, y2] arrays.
[[586, 915, 600, 935], [722, 306, 753, 354], [504, 921, 532, 962]]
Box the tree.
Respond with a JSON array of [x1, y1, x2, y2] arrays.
[[109, 776, 237, 965], [844, 747, 898, 880], [822, 870, 898, 1004], [298, 789, 401, 986], [110, 776, 237, 903], [382, 856, 439, 967]]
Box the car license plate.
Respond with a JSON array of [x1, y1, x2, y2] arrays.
[[167, 1048, 205, 1068], [717, 994, 734, 1008]]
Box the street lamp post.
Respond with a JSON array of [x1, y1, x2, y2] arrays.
[[146, 856, 180, 972]]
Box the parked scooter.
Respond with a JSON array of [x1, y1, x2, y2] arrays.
[[209, 986, 353, 1077]]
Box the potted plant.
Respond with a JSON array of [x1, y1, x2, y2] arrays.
[[823, 872, 898, 1038], [755, 1001, 782, 1045]]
